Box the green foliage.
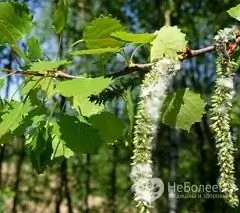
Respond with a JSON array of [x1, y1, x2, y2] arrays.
[[0, 100, 32, 141], [110, 31, 156, 44], [51, 121, 74, 159], [30, 60, 69, 72], [151, 26, 187, 61], [58, 115, 104, 153], [21, 77, 39, 95], [57, 77, 111, 115], [0, 2, 32, 45], [82, 16, 125, 49], [89, 75, 141, 105], [161, 89, 206, 131], [26, 127, 53, 173], [53, 0, 69, 33], [27, 36, 42, 60], [0, 79, 4, 88], [71, 47, 120, 55], [89, 111, 125, 142], [227, 4, 240, 21]]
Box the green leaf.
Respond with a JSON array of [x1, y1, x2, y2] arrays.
[[71, 47, 120, 55], [227, 4, 240, 21], [21, 78, 39, 96], [0, 100, 32, 140], [83, 16, 125, 49], [57, 77, 111, 97], [12, 44, 28, 61], [57, 77, 111, 116], [0, 2, 32, 45], [58, 115, 104, 153], [27, 36, 42, 60], [161, 89, 206, 131], [40, 78, 56, 99], [53, 0, 69, 33], [51, 122, 74, 159], [151, 26, 187, 61], [111, 31, 156, 44], [26, 127, 53, 174], [30, 60, 69, 72], [0, 79, 5, 88], [72, 95, 104, 116], [89, 111, 124, 142]]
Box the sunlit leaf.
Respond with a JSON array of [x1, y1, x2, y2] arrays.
[[151, 26, 187, 61], [71, 47, 120, 55], [83, 16, 125, 49], [0, 100, 32, 140], [57, 77, 111, 116], [30, 60, 69, 72], [161, 89, 206, 131], [0, 2, 32, 45], [27, 36, 42, 60], [227, 4, 240, 21], [51, 122, 74, 159], [111, 31, 156, 43], [53, 0, 69, 33], [0, 79, 4, 88]]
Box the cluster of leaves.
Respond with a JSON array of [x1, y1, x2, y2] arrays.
[[0, 0, 239, 177]]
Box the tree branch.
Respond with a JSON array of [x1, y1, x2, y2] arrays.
[[2, 36, 240, 79], [107, 35, 240, 78], [3, 69, 82, 79]]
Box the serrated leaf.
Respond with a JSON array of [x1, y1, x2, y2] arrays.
[[89, 111, 124, 142], [161, 89, 206, 131], [11, 44, 28, 61], [0, 100, 32, 140], [151, 26, 187, 61], [21, 77, 39, 95], [57, 77, 111, 116], [0, 79, 4, 88], [57, 77, 111, 97], [26, 127, 53, 174], [73, 95, 104, 116], [40, 78, 56, 99], [30, 60, 69, 72], [53, 0, 69, 33], [227, 4, 240, 21], [27, 36, 42, 59], [111, 31, 156, 44], [58, 115, 104, 153], [83, 16, 125, 49], [51, 122, 74, 159], [0, 2, 32, 45], [71, 47, 120, 55]]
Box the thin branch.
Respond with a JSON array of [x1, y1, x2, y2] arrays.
[[2, 36, 240, 79], [107, 35, 240, 78], [3, 69, 82, 79]]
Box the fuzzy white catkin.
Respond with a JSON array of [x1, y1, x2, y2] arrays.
[[131, 58, 180, 208], [141, 58, 180, 126]]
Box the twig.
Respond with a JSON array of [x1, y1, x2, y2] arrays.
[[107, 35, 240, 78], [3, 69, 82, 79], [2, 36, 240, 79]]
